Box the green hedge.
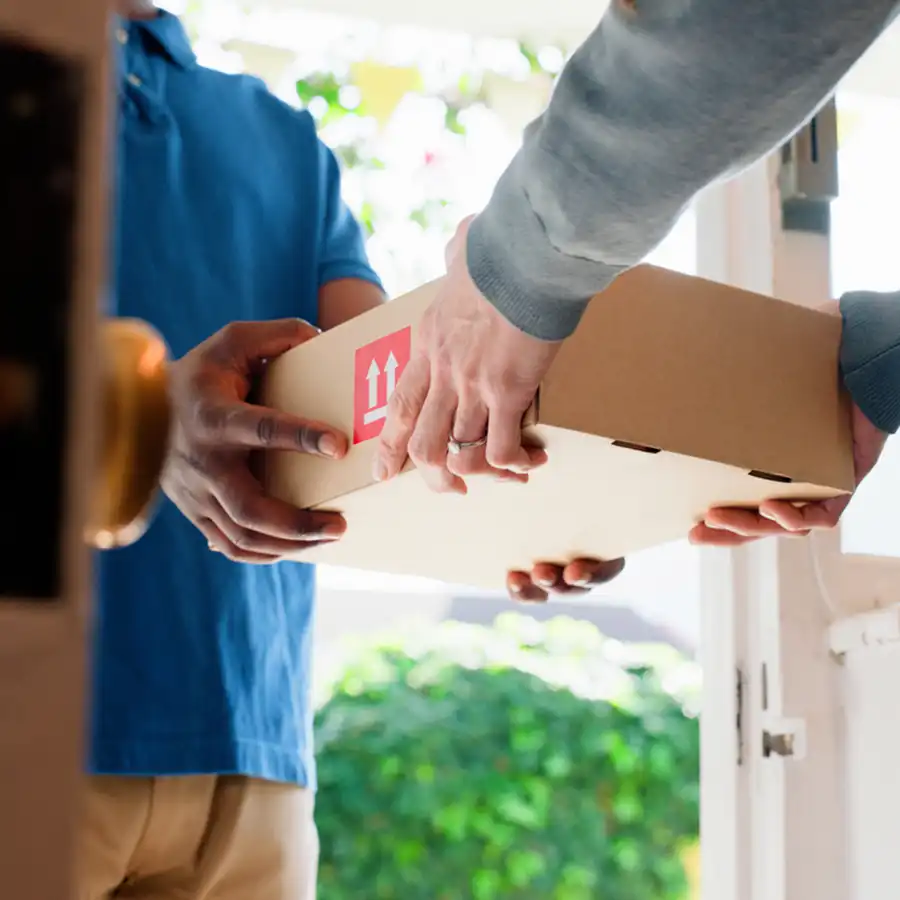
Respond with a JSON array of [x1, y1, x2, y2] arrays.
[[314, 614, 700, 900]]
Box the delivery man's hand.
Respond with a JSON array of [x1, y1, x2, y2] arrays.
[[162, 319, 349, 563], [375, 216, 552, 494], [689, 302, 888, 547], [506, 557, 626, 603], [689, 400, 886, 546]]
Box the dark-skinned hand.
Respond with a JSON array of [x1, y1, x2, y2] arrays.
[[162, 318, 348, 564], [506, 557, 626, 603]]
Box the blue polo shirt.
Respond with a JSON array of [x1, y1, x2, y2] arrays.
[[90, 11, 380, 786]]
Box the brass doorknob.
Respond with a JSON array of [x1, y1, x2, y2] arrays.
[[86, 319, 170, 550]]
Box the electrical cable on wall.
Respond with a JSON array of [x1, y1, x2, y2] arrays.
[[808, 530, 840, 622]]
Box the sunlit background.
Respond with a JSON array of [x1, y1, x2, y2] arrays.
[[832, 92, 900, 557]]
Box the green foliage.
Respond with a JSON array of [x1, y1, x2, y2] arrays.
[[296, 72, 360, 127], [517, 43, 545, 76], [292, 41, 566, 245], [409, 198, 451, 230], [295, 72, 386, 176], [314, 615, 700, 900]]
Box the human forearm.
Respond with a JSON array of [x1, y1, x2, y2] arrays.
[[318, 277, 385, 331], [469, 0, 895, 341]]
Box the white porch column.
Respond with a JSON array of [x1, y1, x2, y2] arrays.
[[695, 155, 848, 900], [696, 124, 900, 897], [831, 610, 900, 898]]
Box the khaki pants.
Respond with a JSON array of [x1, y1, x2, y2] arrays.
[[77, 776, 318, 900]]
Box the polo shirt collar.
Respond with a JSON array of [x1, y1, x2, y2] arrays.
[[131, 9, 196, 69]]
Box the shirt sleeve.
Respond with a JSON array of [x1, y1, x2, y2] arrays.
[[466, 0, 896, 341], [840, 291, 900, 434], [316, 141, 384, 291]]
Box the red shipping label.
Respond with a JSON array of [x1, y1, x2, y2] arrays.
[[353, 326, 412, 444]]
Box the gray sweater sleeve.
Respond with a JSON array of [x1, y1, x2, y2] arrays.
[[841, 292, 900, 433], [467, 0, 896, 342]]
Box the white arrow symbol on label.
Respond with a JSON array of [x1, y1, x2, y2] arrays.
[[385, 351, 399, 399], [366, 358, 380, 410]]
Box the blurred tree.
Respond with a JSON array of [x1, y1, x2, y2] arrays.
[[315, 614, 700, 900]]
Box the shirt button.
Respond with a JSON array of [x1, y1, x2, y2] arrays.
[[116, 27, 128, 45], [127, 73, 142, 87]]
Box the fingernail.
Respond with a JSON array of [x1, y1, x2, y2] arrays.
[[509, 582, 522, 594], [208, 542, 220, 553], [535, 576, 555, 588], [318, 433, 341, 458], [372, 460, 387, 482], [322, 521, 347, 538], [571, 576, 591, 587]]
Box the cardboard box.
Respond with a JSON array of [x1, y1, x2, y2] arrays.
[[261, 265, 853, 589]]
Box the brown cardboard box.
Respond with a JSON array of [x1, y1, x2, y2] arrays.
[[261, 265, 853, 589]]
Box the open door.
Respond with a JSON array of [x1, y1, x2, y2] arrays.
[[0, 3, 109, 897]]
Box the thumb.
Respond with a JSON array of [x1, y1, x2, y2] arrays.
[[216, 318, 321, 366]]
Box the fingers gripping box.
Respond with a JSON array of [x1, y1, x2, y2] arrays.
[[260, 265, 854, 590]]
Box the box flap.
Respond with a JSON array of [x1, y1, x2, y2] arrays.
[[539, 265, 854, 491]]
